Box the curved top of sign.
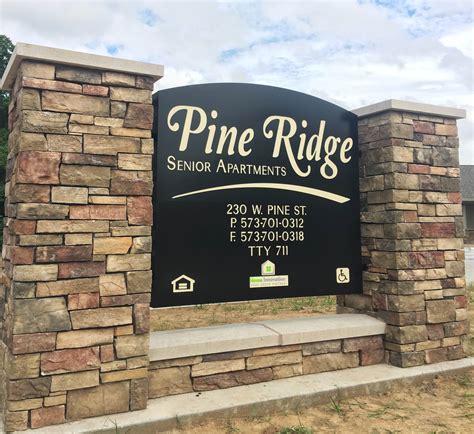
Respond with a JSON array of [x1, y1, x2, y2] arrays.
[[154, 82, 356, 119]]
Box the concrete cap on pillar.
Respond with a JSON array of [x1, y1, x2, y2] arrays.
[[353, 99, 466, 120], [0, 42, 164, 91]]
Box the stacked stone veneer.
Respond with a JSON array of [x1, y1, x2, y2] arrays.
[[338, 110, 469, 367], [148, 335, 384, 397], [1, 60, 154, 431]]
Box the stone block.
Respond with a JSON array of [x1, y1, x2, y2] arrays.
[[420, 222, 455, 238], [65, 233, 93, 245], [100, 344, 115, 362], [136, 75, 154, 90], [142, 138, 154, 154], [68, 292, 100, 310], [12, 281, 36, 298], [4, 411, 28, 431], [115, 334, 149, 358], [302, 340, 341, 356], [124, 103, 153, 129], [110, 127, 151, 138], [56, 65, 101, 84], [192, 359, 245, 377], [13, 298, 71, 334], [435, 123, 457, 136], [16, 150, 60, 184], [13, 264, 58, 282], [127, 196, 152, 225], [17, 203, 69, 219], [134, 303, 150, 334], [51, 370, 99, 391], [83, 134, 141, 155], [20, 60, 55, 80], [103, 71, 136, 86], [22, 110, 68, 134], [70, 114, 94, 124], [11, 246, 34, 265], [127, 270, 152, 293], [94, 116, 124, 127], [47, 134, 82, 152], [360, 349, 385, 366], [101, 293, 150, 307], [99, 273, 127, 296], [413, 120, 434, 134], [110, 87, 151, 103], [112, 225, 151, 236], [36, 219, 109, 233], [110, 170, 153, 195], [62, 152, 117, 166], [70, 204, 126, 220], [130, 378, 148, 410], [12, 332, 56, 354], [36, 245, 92, 263], [44, 394, 67, 407], [11, 220, 37, 235], [30, 405, 65, 429], [58, 261, 105, 278], [111, 101, 127, 117], [83, 84, 109, 96], [23, 76, 82, 93], [60, 165, 110, 187], [41, 347, 100, 374], [149, 366, 192, 398], [118, 153, 152, 170], [342, 335, 383, 352], [385, 325, 428, 344], [9, 377, 51, 400], [272, 363, 303, 379], [7, 398, 43, 411], [11, 184, 50, 203], [57, 329, 113, 349], [37, 277, 99, 296], [69, 124, 109, 135], [193, 368, 273, 391], [426, 300, 456, 323], [387, 294, 425, 313], [67, 381, 130, 419], [131, 236, 152, 253], [8, 353, 40, 379], [107, 253, 151, 272], [51, 187, 89, 204], [101, 367, 147, 383], [70, 306, 132, 329], [303, 352, 359, 374], [42, 90, 108, 116], [246, 351, 302, 370]]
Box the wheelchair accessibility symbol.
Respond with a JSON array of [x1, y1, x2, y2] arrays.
[[336, 268, 350, 284]]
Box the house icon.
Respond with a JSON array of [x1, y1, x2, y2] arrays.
[[171, 275, 195, 293], [261, 260, 275, 276]]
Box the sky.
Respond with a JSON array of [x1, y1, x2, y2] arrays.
[[0, 0, 473, 163]]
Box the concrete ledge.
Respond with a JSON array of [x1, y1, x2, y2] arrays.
[[150, 314, 386, 361], [258, 314, 386, 346], [353, 99, 466, 119], [1, 42, 164, 91], [19, 357, 474, 433]]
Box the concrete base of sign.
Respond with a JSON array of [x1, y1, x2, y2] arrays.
[[14, 358, 473, 433], [150, 313, 386, 360]]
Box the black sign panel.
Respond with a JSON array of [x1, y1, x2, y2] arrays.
[[152, 83, 361, 308]]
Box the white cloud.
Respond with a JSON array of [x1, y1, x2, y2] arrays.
[[0, 0, 472, 162]]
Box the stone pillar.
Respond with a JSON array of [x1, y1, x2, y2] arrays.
[[338, 100, 469, 368], [0, 43, 163, 431]]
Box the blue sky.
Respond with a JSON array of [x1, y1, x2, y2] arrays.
[[0, 0, 472, 162]]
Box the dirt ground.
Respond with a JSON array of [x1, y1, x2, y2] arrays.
[[152, 285, 474, 433], [150, 295, 337, 331], [167, 372, 474, 433]]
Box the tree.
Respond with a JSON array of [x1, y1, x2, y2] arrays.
[[0, 35, 14, 243]]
